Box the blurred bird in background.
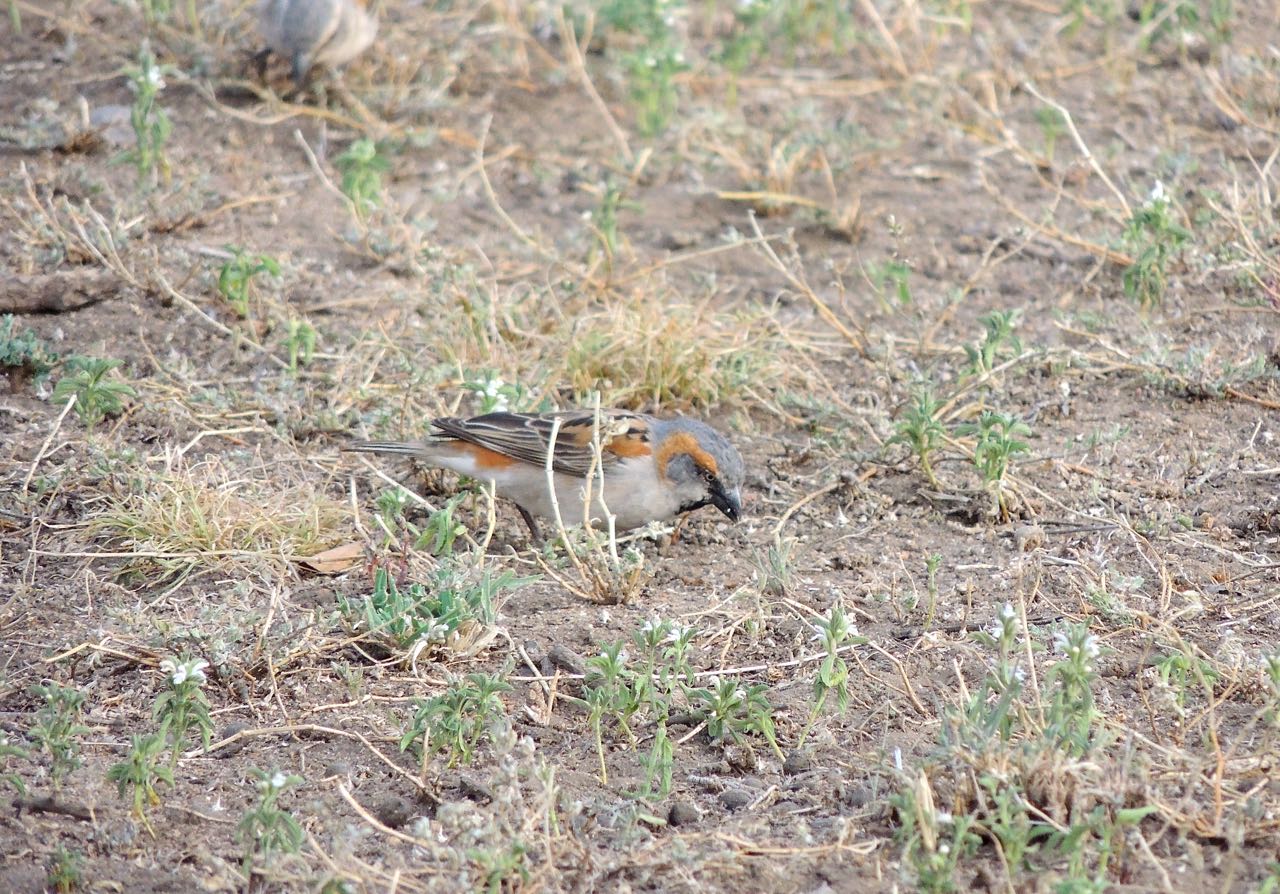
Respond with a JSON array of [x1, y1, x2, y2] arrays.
[[256, 0, 378, 82]]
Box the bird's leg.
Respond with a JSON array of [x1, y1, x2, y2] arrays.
[[516, 505, 544, 547]]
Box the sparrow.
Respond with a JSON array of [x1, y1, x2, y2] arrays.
[[345, 410, 745, 536], [256, 0, 378, 82]]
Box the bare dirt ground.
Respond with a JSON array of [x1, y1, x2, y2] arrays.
[[2, 1, 1280, 891]]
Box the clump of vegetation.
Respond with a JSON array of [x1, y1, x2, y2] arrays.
[[29, 683, 89, 792], [400, 669, 512, 767], [216, 246, 280, 318], [238, 770, 305, 877], [335, 138, 388, 219], [119, 42, 173, 186], [0, 314, 58, 384], [106, 731, 172, 833], [1121, 181, 1190, 307], [52, 357, 136, 430], [338, 563, 529, 658]]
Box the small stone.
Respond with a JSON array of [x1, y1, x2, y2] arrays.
[[1014, 524, 1045, 552], [719, 788, 753, 811], [724, 743, 756, 773], [782, 749, 812, 775], [668, 799, 701, 826], [373, 796, 414, 829]]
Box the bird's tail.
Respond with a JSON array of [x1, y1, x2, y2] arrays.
[[342, 441, 429, 457]]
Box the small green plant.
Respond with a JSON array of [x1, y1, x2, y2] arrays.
[[119, 43, 173, 185], [1034, 106, 1066, 166], [153, 656, 214, 770], [338, 563, 528, 654], [583, 642, 637, 782], [473, 840, 531, 894], [1045, 624, 1104, 755], [1152, 647, 1218, 719], [957, 411, 1031, 520], [597, 0, 688, 136], [891, 782, 982, 894], [891, 387, 946, 488], [461, 370, 546, 414], [106, 731, 173, 832], [630, 718, 674, 802], [684, 675, 782, 758], [283, 318, 317, 370], [0, 736, 28, 795], [29, 683, 89, 791], [1121, 181, 1190, 307], [335, 138, 388, 219], [591, 178, 624, 259], [963, 309, 1021, 376], [717, 0, 773, 76], [399, 670, 511, 767], [799, 605, 863, 745], [0, 314, 58, 383], [867, 258, 913, 307], [418, 493, 467, 556], [923, 553, 942, 627], [51, 357, 137, 430], [750, 535, 795, 596], [216, 246, 280, 318], [46, 845, 84, 894], [238, 770, 305, 876]]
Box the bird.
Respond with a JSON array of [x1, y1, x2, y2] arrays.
[[256, 0, 378, 83], [345, 409, 745, 537]]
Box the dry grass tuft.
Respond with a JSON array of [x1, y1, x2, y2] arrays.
[[92, 452, 348, 577]]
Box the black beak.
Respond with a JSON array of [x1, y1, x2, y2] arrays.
[[709, 482, 742, 522]]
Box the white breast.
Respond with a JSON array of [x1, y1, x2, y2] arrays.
[[431, 454, 679, 531]]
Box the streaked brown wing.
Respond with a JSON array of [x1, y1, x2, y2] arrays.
[[432, 410, 652, 476]]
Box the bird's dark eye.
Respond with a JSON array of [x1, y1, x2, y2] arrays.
[[701, 468, 716, 484]]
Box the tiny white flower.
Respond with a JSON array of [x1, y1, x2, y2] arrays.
[[147, 67, 166, 91], [171, 665, 188, 686], [665, 623, 692, 644], [160, 658, 177, 678], [640, 617, 662, 635], [935, 810, 954, 825], [270, 771, 288, 790], [1081, 634, 1101, 660], [999, 602, 1016, 622], [1148, 180, 1167, 205], [1013, 665, 1027, 684], [187, 659, 209, 685]]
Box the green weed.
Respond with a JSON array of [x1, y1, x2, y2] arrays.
[[51, 357, 136, 430], [119, 43, 173, 185], [399, 670, 512, 767], [153, 656, 214, 770], [29, 683, 89, 791], [216, 246, 280, 318], [238, 770, 305, 876], [106, 731, 172, 832]]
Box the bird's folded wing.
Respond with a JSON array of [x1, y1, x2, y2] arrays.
[[432, 411, 652, 476]]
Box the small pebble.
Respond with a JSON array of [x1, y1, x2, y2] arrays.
[[782, 749, 812, 775], [668, 799, 701, 826]]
